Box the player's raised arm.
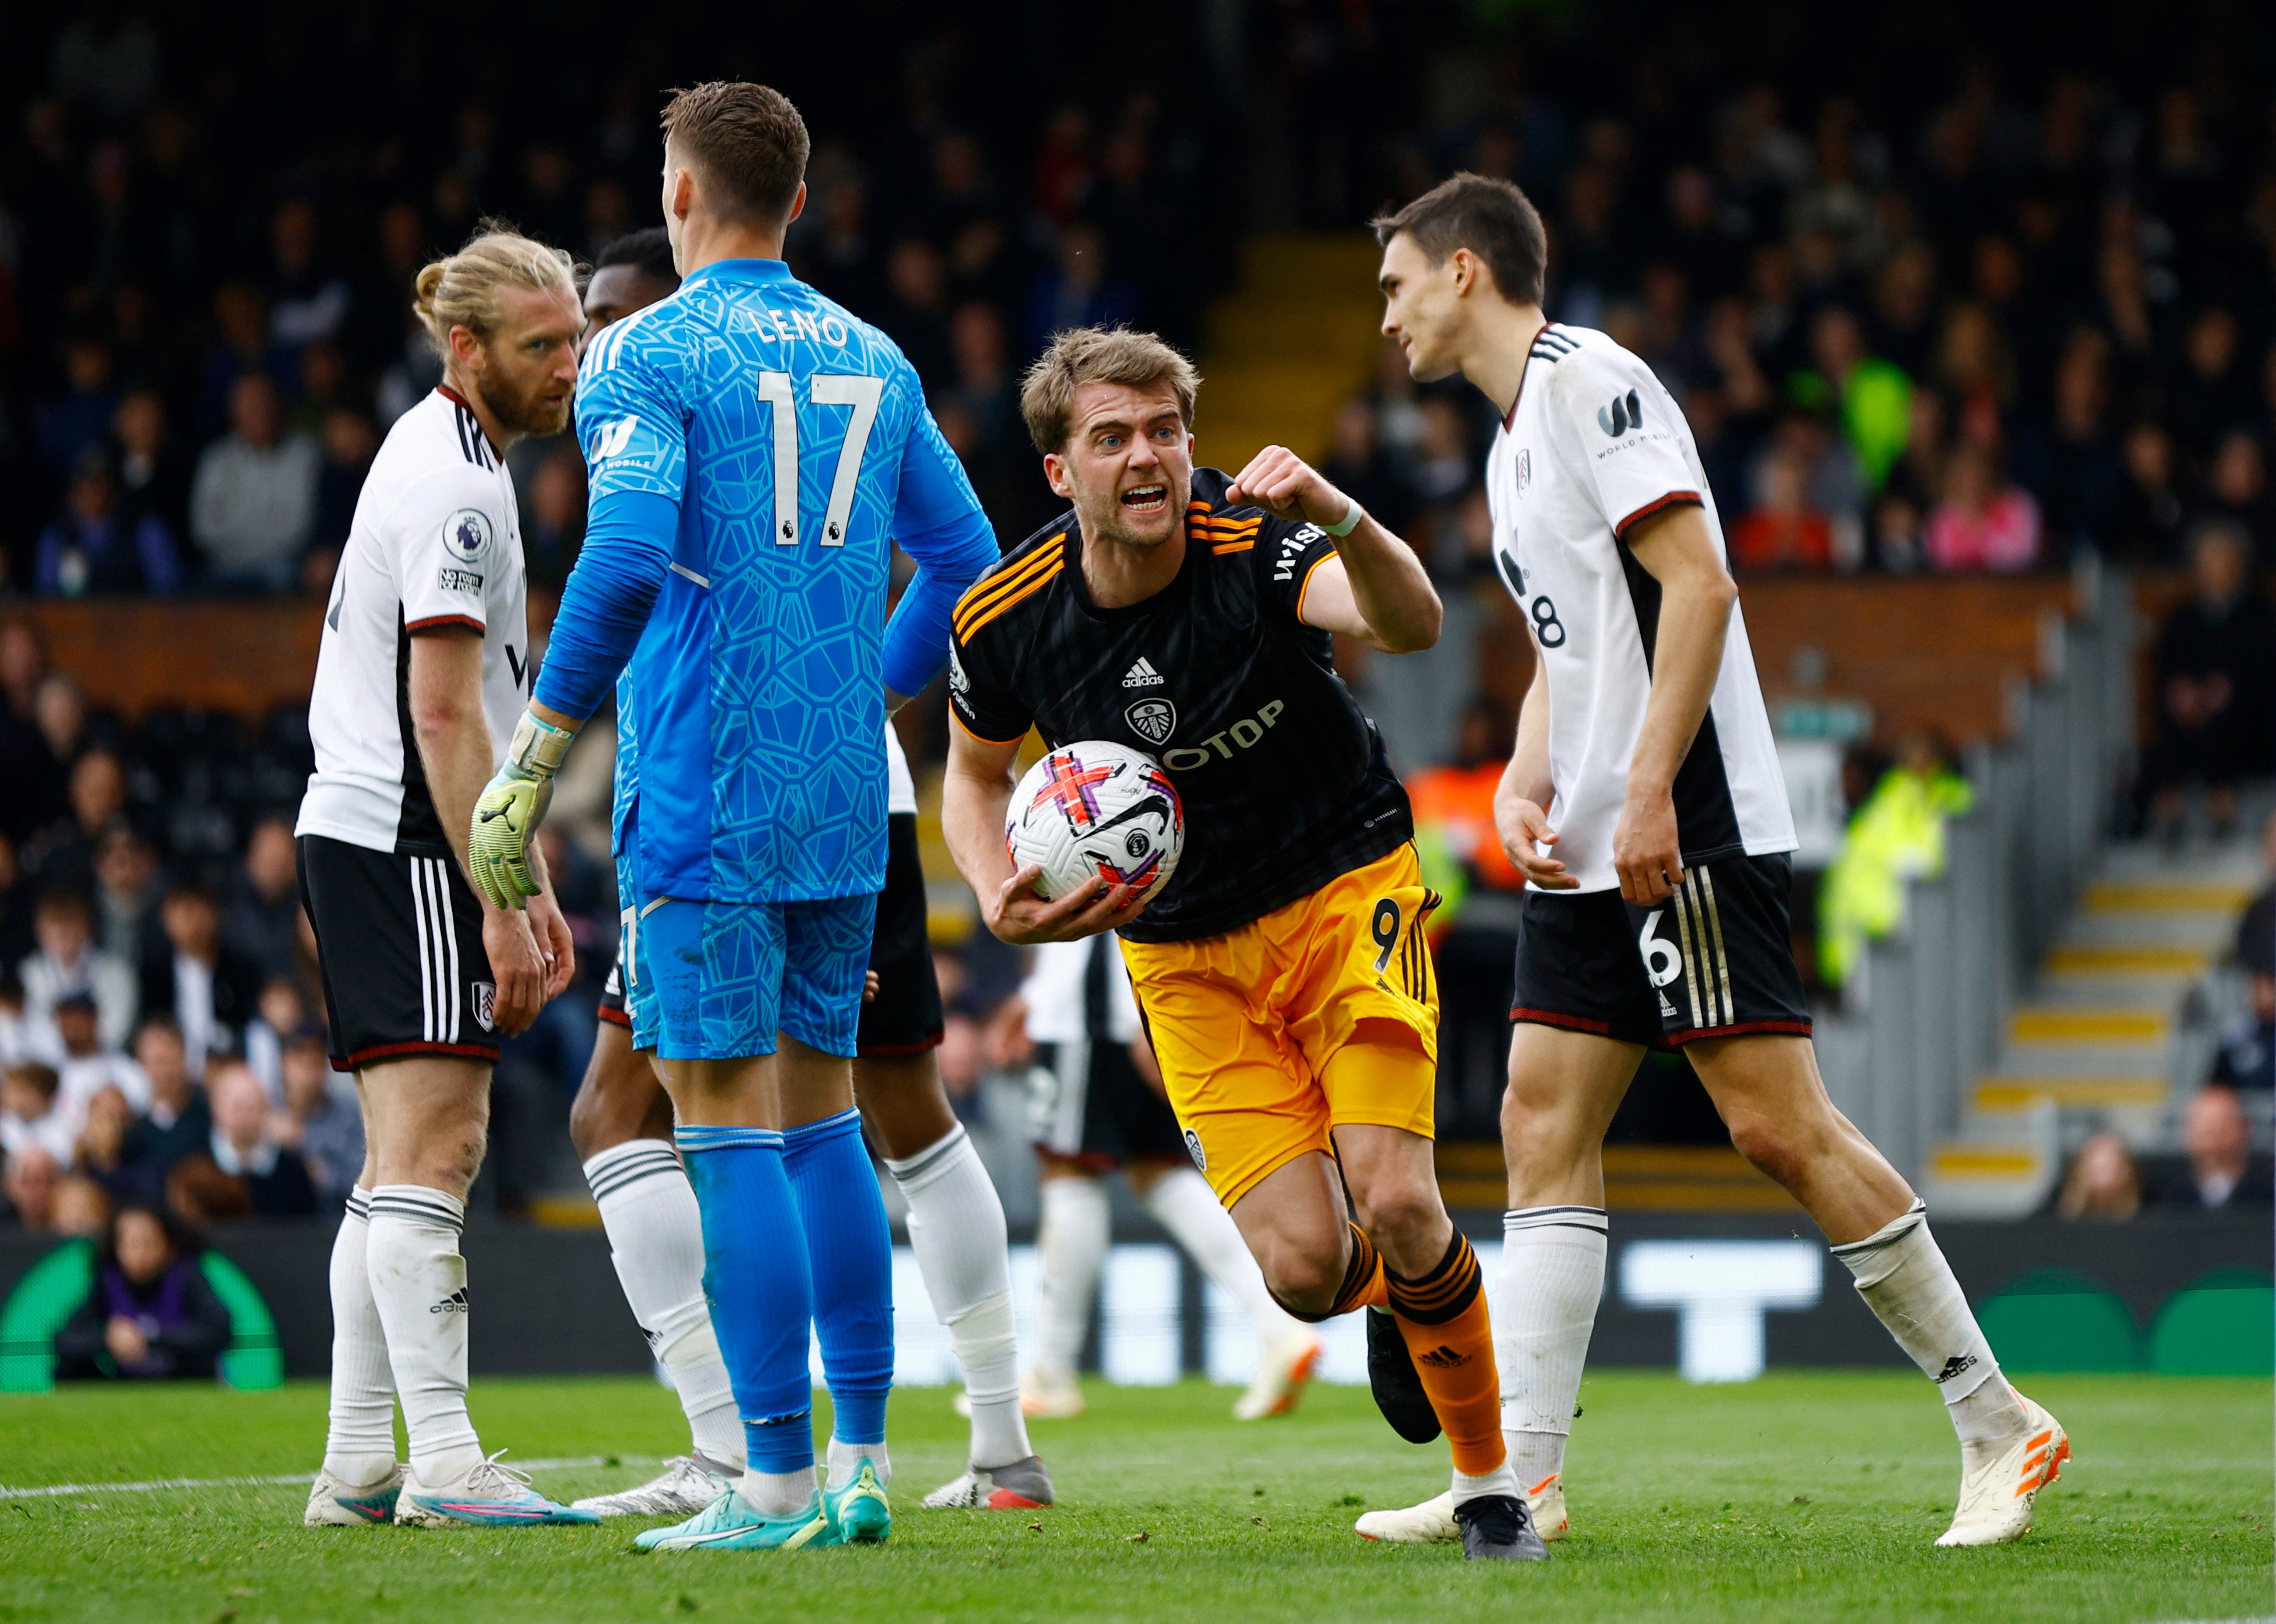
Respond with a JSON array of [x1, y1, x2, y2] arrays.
[[1227, 445, 1441, 653]]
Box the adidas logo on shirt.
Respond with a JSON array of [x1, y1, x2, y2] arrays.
[[431, 1288, 469, 1315], [1122, 657, 1165, 688]]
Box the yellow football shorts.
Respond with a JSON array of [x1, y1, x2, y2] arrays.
[[1118, 843, 1442, 1209]]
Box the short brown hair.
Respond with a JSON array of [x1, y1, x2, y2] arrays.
[[1019, 327, 1202, 455], [660, 82, 810, 226], [1372, 173, 1548, 307]]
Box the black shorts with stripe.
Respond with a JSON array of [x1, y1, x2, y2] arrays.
[[858, 812, 945, 1057], [1032, 1036, 1190, 1169], [1509, 852, 1810, 1048], [298, 834, 501, 1072]]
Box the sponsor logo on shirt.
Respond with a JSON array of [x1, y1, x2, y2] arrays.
[[1597, 389, 1643, 438], [443, 509, 493, 562], [589, 415, 639, 462]]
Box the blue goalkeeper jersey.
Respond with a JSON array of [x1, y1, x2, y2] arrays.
[[565, 257, 989, 903]]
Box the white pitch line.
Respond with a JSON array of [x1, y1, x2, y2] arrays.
[[0, 1455, 660, 1501]]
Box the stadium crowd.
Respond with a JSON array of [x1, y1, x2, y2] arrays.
[[2, 3, 2272, 1225]]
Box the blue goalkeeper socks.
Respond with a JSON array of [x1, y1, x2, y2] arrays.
[[782, 1108, 894, 1449], [675, 1125, 816, 1476]]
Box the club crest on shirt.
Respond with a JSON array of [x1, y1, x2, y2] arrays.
[[471, 981, 496, 1033], [443, 508, 493, 562], [1516, 448, 1531, 492], [1125, 697, 1176, 745]]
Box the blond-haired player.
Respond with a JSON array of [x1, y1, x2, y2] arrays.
[[297, 223, 589, 1528]]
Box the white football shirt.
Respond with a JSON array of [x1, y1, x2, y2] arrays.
[[297, 387, 531, 858], [1485, 323, 1794, 894]]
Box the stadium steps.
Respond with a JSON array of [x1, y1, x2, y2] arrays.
[[1922, 840, 2263, 1219], [1192, 234, 1386, 474], [1436, 1142, 1800, 1213]]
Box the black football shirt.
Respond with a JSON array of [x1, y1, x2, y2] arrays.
[[948, 466, 1412, 942]]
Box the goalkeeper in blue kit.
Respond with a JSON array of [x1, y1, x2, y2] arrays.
[[466, 82, 998, 1552]]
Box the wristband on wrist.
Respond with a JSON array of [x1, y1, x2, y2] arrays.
[[1321, 495, 1365, 538], [505, 711, 575, 780]]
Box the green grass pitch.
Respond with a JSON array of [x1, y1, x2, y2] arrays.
[[1, 1372, 2267, 1623]]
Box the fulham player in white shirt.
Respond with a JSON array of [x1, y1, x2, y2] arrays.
[[295, 226, 587, 1528], [1356, 175, 2064, 1550]]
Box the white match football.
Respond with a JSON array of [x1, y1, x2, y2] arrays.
[[1004, 741, 1186, 904]]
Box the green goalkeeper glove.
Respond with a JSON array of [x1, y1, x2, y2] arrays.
[[468, 711, 575, 910]]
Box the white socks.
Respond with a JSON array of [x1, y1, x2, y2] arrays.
[[1832, 1199, 2027, 1449], [322, 1188, 397, 1486], [738, 1468, 818, 1518], [1141, 1167, 1305, 1348], [825, 1435, 890, 1491], [1451, 1459, 1521, 1507], [365, 1184, 482, 1485], [883, 1124, 1033, 1469], [1034, 1175, 1111, 1379], [584, 1139, 745, 1472], [1495, 1206, 1608, 1491]]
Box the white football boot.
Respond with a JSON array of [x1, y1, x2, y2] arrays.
[[395, 1452, 598, 1526], [1232, 1331, 1323, 1421], [921, 1455, 1056, 1510], [1354, 1472, 1569, 1544], [1936, 1390, 2069, 1547], [571, 1456, 734, 1519], [304, 1463, 404, 1527]]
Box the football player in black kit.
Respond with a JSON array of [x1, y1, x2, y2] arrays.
[[938, 326, 1546, 1559]]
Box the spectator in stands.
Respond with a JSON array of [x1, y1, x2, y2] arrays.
[[308, 407, 379, 584], [75, 1083, 154, 1208], [124, 1019, 209, 1181], [139, 880, 264, 1077], [35, 449, 186, 597], [2212, 813, 2276, 1093], [55, 992, 150, 1119], [1024, 222, 1137, 355], [2145, 1087, 2272, 1211], [0, 624, 62, 846], [520, 443, 585, 591], [2020, 330, 2123, 561], [242, 974, 309, 1101], [51, 1175, 111, 1238], [111, 389, 192, 548], [222, 816, 302, 974], [188, 373, 319, 593], [2112, 422, 2189, 566], [2, 1145, 63, 1230], [2, 1062, 76, 1168], [32, 673, 86, 777], [2200, 429, 2271, 560], [22, 748, 128, 898], [1732, 439, 1835, 570], [91, 825, 163, 970], [37, 337, 121, 475], [274, 1027, 360, 1206], [1924, 441, 2041, 572], [2055, 1132, 2142, 1221], [200, 1059, 315, 1217], [19, 889, 136, 1055], [1818, 732, 1973, 989], [52, 1206, 231, 1382], [1798, 305, 1911, 491], [1321, 398, 1420, 545], [2140, 520, 2276, 841]]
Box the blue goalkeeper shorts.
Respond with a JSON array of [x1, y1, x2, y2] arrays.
[[623, 889, 877, 1061]]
